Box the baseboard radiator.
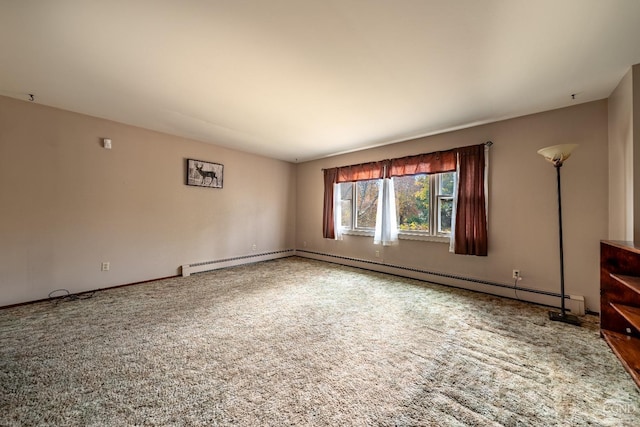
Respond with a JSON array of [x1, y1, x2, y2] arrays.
[[296, 249, 587, 315], [181, 249, 295, 277]]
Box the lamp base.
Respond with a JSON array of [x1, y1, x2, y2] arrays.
[[548, 310, 581, 326]]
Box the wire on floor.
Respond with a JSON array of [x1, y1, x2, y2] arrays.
[[48, 288, 95, 304]]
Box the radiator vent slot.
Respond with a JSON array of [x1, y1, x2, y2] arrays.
[[181, 249, 295, 277]]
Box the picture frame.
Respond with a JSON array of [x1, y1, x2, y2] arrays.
[[186, 159, 224, 188]]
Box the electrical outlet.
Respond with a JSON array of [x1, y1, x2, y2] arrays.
[[101, 262, 110, 271], [303, 241, 307, 247], [375, 250, 380, 258], [252, 244, 257, 251], [512, 269, 520, 279]]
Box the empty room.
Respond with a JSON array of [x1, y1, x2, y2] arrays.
[[2, 1, 640, 425]]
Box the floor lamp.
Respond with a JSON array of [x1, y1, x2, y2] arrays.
[[537, 144, 581, 326]]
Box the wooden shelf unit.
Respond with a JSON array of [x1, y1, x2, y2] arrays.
[[600, 240, 640, 388]]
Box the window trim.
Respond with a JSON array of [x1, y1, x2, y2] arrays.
[[340, 172, 455, 241], [434, 173, 455, 237], [353, 179, 378, 231]]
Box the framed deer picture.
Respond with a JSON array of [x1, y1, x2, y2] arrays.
[[186, 159, 224, 188]]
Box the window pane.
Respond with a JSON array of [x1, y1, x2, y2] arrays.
[[339, 182, 353, 228], [439, 172, 456, 196], [438, 198, 453, 233], [394, 175, 429, 232], [355, 180, 379, 229]]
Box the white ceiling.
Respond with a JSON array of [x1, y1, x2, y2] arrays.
[[2, 0, 640, 162]]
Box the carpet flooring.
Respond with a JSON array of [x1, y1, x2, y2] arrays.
[[1, 257, 639, 426]]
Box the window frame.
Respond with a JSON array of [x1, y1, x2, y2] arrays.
[[339, 172, 456, 242], [353, 179, 379, 231], [434, 173, 455, 236]]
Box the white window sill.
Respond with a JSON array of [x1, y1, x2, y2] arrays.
[[399, 232, 450, 243], [342, 229, 374, 237], [341, 229, 450, 243]]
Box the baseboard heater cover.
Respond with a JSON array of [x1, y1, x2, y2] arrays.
[[181, 249, 295, 277], [296, 249, 587, 315]]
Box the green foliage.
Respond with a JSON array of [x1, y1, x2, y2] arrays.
[[396, 175, 429, 231], [342, 172, 456, 234], [440, 172, 455, 195]]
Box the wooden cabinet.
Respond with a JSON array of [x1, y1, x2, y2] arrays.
[[600, 240, 640, 388]]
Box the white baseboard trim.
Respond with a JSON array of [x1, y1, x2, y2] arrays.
[[295, 249, 591, 314], [181, 249, 295, 277]]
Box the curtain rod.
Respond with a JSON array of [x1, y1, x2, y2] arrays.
[[321, 141, 493, 171]]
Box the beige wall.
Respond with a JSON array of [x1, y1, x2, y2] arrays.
[[0, 94, 612, 312], [0, 96, 296, 307], [608, 63, 640, 242], [608, 68, 634, 240], [634, 65, 640, 242], [296, 101, 609, 313]]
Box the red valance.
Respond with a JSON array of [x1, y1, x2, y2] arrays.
[[336, 161, 387, 183], [327, 150, 457, 184], [389, 150, 457, 177]]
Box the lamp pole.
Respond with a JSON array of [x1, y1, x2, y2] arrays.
[[556, 163, 567, 316], [549, 159, 580, 325], [537, 143, 580, 325]]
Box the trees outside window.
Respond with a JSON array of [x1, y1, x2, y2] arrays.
[[437, 172, 455, 234], [339, 172, 455, 237], [339, 182, 353, 228], [355, 180, 378, 229], [395, 175, 429, 232]]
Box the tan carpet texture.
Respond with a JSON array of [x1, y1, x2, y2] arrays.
[[1, 257, 639, 426]]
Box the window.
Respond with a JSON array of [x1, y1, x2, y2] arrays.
[[339, 172, 456, 237], [339, 182, 353, 228], [339, 180, 379, 230], [436, 172, 455, 234], [394, 172, 455, 236], [325, 143, 487, 255]]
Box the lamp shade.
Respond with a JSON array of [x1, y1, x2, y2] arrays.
[[537, 144, 578, 166]]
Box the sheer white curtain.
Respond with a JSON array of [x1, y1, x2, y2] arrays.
[[374, 178, 398, 246], [333, 183, 343, 240]]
